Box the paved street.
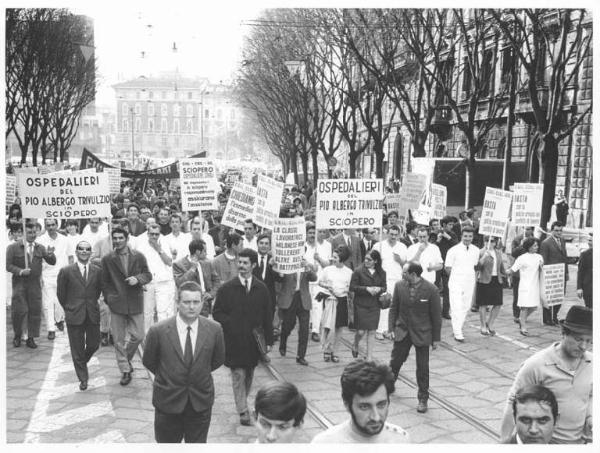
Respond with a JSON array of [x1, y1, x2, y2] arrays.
[[6, 265, 588, 443]]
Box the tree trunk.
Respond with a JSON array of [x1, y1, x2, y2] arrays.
[[300, 153, 309, 186], [311, 150, 319, 185], [540, 135, 559, 229], [373, 142, 385, 178], [349, 151, 357, 178], [290, 151, 299, 186]]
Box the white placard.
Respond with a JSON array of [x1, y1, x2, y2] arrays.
[[18, 172, 111, 219], [479, 187, 513, 238], [543, 263, 565, 307], [512, 183, 544, 227], [316, 179, 384, 229], [431, 184, 447, 220], [179, 158, 219, 211], [253, 174, 284, 229], [6, 175, 17, 205], [221, 182, 257, 230], [272, 217, 306, 274], [104, 168, 122, 195], [400, 173, 428, 210]]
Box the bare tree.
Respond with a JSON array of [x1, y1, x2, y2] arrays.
[[489, 8, 592, 227]]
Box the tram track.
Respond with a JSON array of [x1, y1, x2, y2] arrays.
[[338, 337, 500, 442]]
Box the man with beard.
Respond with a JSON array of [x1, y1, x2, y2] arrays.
[[500, 306, 592, 444], [311, 360, 410, 443]]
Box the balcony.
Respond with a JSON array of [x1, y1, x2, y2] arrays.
[[431, 105, 453, 140]]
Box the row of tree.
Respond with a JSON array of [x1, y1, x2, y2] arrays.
[[6, 8, 96, 165], [235, 9, 592, 227]]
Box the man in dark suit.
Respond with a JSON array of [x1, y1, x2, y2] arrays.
[[359, 228, 378, 262], [172, 239, 219, 317], [101, 227, 152, 385], [57, 241, 103, 390], [143, 281, 225, 443], [577, 233, 592, 309], [388, 263, 441, 414], [253, 233, 283, 340], [329, 229, 361, 270], [6, 221, 56, 349], [502, 385, 558, 444], [127, 203, 147, 237], [400, 221, 419, 248], [277, 259, 318, 366], [213, 248, 273, 426], [539, 221, 568, 325]]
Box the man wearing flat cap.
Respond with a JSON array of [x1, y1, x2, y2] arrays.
[[500, 305, 593, 444]]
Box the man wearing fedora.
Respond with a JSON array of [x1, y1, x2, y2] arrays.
[[500, 305, 593, 444]]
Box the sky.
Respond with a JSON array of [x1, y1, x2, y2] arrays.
[[70, 1, 266, 106]]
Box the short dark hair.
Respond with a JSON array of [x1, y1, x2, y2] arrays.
[[127, 203, 140, 212], [388, 225, 400, 234], [551, 221, 564, 230], [226, 232, 242, 248], [170, 213, 182, 223], [522, 237, 538, 252], [306, 221, 316, 233], [387, 211, 398, 218], [440, 216, 454, 226], [244, 219, 256, 229], [65, 219, 79, 227], [512, 384, 559, 422], [254, 381, 307, 426], [407, 262, 423, 276], [238, 248, 258, 265], [335, 245, 351, 263], [461, 226, 475, 235], [188, 239, 206, 255], [428, 219, 439, 227], [111, 227, 129, 239], [405, 221, 418, 234], [178, 281, 203, 298], [257, 233, 271, 244], [341, 360, 395, 407], [44, 218, 58, 227]]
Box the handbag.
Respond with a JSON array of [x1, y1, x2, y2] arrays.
[[378, 292, 392, 310], [252, 327, 271, 363], [347, 291, 355, 327]]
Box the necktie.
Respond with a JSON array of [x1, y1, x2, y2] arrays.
[[184, 326, 193, 367], [245, 279, 250, 294], [28, 243, 34, 260], [83, 265, 87, 283], [367, 241, 371, 251]]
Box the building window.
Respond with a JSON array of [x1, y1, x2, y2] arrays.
[[148, 103, 154, 116], [136, 91, 140, 99], [135, 118, 141, 132], [148, 119, 154, 132], [173, 119, 180, 134], [217, 109, 222, 119], [149, 91, 154, 99], [161, 118, 167, 133], [161, 103, 168, 116], [230, 109, 235, 119], [187, 104, 193, 117], [122, 119, 128, 132], [204, 109, 209, 118], [122, 103, 129, 117], [173, 104, 180, 117], [462, 57, 472, 97], [500, 47, 514, 91], [187, 119, 193, 133], [135, 103, 141, 115], [188, 92, 193, 100], [161, 91, 166, 99], [481, 48, 494, 97]]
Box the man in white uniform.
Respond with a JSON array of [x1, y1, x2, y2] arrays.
[[164, 213, 190, 261], [444, 226, 480, 342], [242, 219, 258, 251], [407, 227, 443, 284], [304, 225, 331, 342], [374, 225, 407, 339], [37, 219, 69, 339]]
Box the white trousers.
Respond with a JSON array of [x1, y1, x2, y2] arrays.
[[143, 280, 176, 333], [309, 282, 322, 334], [377, 276, 400, 334], [448, 275, 476, 338], [42, 276, 64, 332]]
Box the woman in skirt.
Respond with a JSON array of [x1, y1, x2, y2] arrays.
[[318, 245, 352, 362], [475, 236, 506, 335]]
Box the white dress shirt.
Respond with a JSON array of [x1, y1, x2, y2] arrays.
[[445, 242, 480, 280], [164, 231, 191, 261], [239, 275, 253, 291], [176, 314, 198, 355], [407, 242, 443, 283], [136, 238, 173, 282], [77, 261, 89, 281], [242, 236, 257, 251], [37, 232, 69, 277]]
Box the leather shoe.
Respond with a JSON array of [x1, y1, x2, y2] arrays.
[[100, 333, 109, 347], [26, 338, 37, 349], [120, 372, 132, 386], [454, 337, 465, 343], [48, 331, 55, 340], [79, 380, 88, 391], [56, 321, 65, 332], [311, 332, 320, 342], [239, 411, 252, 426], [442, 314, 451, 320], [13, 337, 21, 348], [417, 400, 428, 413], [279, 343, 286, 357], [296, 357, 308, 366]]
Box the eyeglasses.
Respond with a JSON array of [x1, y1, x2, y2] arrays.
[[77, 247, 92, 251], [148, 233, 160, 236]]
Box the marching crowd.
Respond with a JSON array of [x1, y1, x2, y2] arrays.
[[5, 176, 593, 444]]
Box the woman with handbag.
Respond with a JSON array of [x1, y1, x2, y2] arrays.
[[318, 245, 352, 362], [507, 238, 545, 336], [475, 237, 506, 336], [349, 250, 387, 360]]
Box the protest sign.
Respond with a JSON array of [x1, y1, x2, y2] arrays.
[[253, 174, 284, 229], [224, 169, 242, 186], [272, 217, 306, 274], [17, 172, 111, 219], [478, 187, 513, 238], [316, 179, 384, 229], [38, 165, 52, 175], [6, 175, 17, 205], [104, 168, 122, 194], [179, 158, 219, 211], [399, 173, 428, 210], [431, 184, 447, 220], [221, 182, 256, 230], [512, 183, 543, 227], [543, 264, 565, 307]]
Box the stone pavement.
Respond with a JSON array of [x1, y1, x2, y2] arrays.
[[5, 265, 589, 443]]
